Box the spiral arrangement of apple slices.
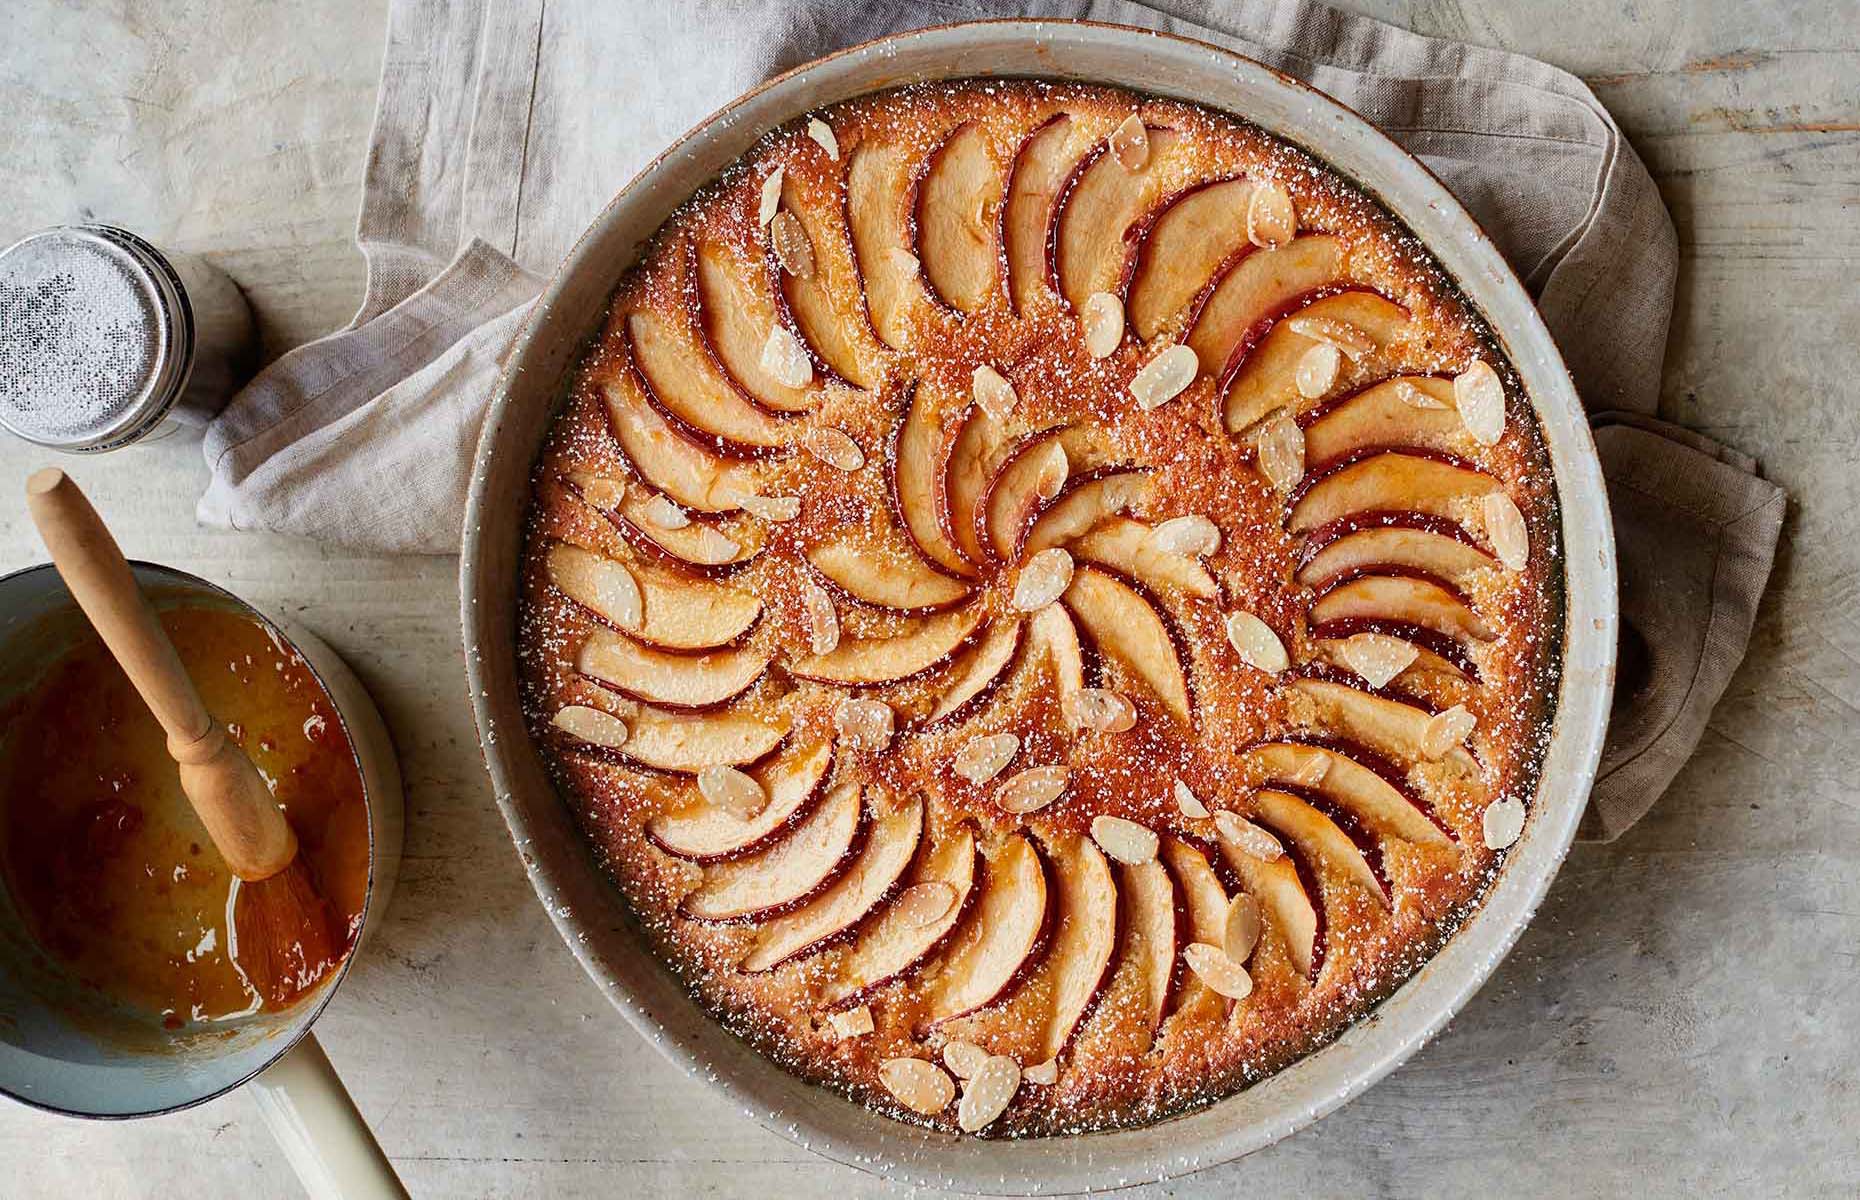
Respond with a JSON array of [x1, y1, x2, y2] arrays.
[[530, 87, 1545, 1134]]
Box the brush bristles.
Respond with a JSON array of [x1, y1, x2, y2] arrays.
[[231, 857, 342, 1008]]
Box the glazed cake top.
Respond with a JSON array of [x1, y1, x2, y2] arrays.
[[517, 77, 1561, 1137]]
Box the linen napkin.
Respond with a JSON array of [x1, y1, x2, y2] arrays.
[[198, 0, 1784, 839]]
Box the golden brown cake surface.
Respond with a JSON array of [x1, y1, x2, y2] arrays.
[[516, 79, 1561, 1136]]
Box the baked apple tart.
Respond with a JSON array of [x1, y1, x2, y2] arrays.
[[518, 78, 1560, 1136]]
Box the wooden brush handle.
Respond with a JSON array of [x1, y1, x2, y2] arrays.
[[25, 468, 298, 880]]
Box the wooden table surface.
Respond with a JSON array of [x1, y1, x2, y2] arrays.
[[3, 2, 1856, 1195]]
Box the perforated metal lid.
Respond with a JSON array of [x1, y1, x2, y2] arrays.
[[0, 227, 185, 450]]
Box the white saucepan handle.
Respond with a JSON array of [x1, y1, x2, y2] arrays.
[[249, 1031, 410, 1199]]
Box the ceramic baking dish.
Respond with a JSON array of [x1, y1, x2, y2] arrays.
[[460, 20, 1617, 1192]]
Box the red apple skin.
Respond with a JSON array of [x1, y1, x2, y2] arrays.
[[1285, 445, 1487, 511], [1307, 615, 1481, 680], [1265, 783, 1392, 899], [1216, 284, 1406, 394], [1296, 509, 1484, 569], [1245, 734, 1457, 842]]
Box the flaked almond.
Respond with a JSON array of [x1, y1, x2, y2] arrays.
[[800, 574, 841, 656], [770, 209, 817, 279], [1224, 610, 1288, 675], [942, 1040, 989, 1080], [1340, 632, 1419, 689], [738, 492, 802, 522], [1012, 547, 1074, 612], [1023, 1058, 1059, 1086], [1394, 379, 1449, 410], [954, 732, 1020, 784], [957, 1055, 1022, 1133], [1420, 703, 1476, 760], [893, 880, 959, 929], [757, 166, 785, 227], [1295, 342, 1341, 398], [1082, 291, 1125, 359], [996, 765, 1069, 814], [835, 696, 895, 751], [570, 554, 644, 629], [1173, 778, 1210, 819], [1091, 815, 1160, 864], [800, 425, 864, 471], [640, 492, 690, 529], [1183, 942, 1255, 1001], [1149, 514, 1220, 557], [1072, 687, 1137, 734], [971, 363, 1018, 421], [551, 705, 629, 749], [1130, 343, 1197, 410], [1454, 359, 1506, 445], [806, 117, 840, 160], [824, 1004, 874, 1040], [1246, 181, 1296, 248], [1032, 440, 1070, 501], [1255, 413, 1306, 491], [1288, 314, 1374, 362], [696, 765, 768, 821], [682, 525, 744, 564], [576, 475, 624, 510], [1223, 893, 1263, 963], [1108, 113, 1150, 172], [887, 246, 921, 278], [1286, 751, 1331, 789], [1482, 492, 1529, 570], [1483, 796, 1527, 849], [759, 323, 813, 389], [1214, 810, 1283, 861], [879, 1057, 955, 1116]]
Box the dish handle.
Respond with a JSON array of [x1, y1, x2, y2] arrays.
[[249, 1031, 409, 1199]]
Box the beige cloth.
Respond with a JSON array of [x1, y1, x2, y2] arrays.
[[198, 0, 1784, 839]]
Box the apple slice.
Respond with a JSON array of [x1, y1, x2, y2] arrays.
[[693, 239, 816, 413], [1309, 571, 1494, 645], [1020, 468, 1151, 557], [915, 120, 1003, 313], [1116, 857, 1180, 1042], [1216, 833, 1323, 981], [1062, 566, 1191, 724], [741, 791, 924, 972], [614, 703, 786, 775], [1053, 127, 1180, 310], [923, 619, 1024, 726], [1070, 516, 1218, 598], [682, 779, 863, 921], [1028, 603, 1086, 720], [1158, 837, 1232, 1022], [1001, 114, 1078, 315], [625, 310, 790, 453], [847, 139, 929, 349], [1291, 675, 1478, 772], [577, 626, 770, 709], [563, 473, 763, 572], [1310, 619, 1477, 681], [1033, 832, 1120, 1062], [1244, 740, 1449, 847], [807, 537, 972, 613], [891, 382, 978, 577], [1186, 235, 1346, 377], [923, 834, 1052, 1026], [982, 425, 1114, 561], [1287, 450, 1501, 535], [1295, 513, 1495, 591], [647, 741, 832, 861], [789, 603, 984, 687], [942, 405, 1009, 567], [1124, 176, 1255, 339], [599, 370, 762, 514], [822, 823, 978, 1004], [1300, 376, 1463, 467], [1252, 787, 1389, 906], [770, 175, 878, 389], [546, 541, 762, 651], [1222, 288, 1418, 433]]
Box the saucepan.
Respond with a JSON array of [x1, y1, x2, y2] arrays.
[[0, 561, 406, 1197], [461, 19, 1617, 1192]]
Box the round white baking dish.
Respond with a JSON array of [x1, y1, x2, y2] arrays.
[[461, 20, 1617, 1193]]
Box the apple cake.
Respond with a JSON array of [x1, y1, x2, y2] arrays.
[[517, 78, 1560, 1136]]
